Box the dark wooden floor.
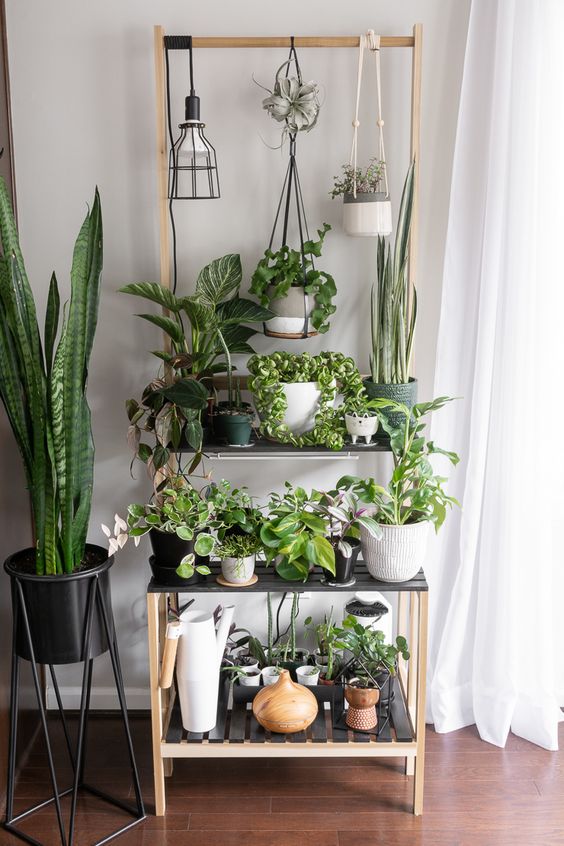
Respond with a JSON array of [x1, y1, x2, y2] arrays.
[[2, 714, 563, 846]]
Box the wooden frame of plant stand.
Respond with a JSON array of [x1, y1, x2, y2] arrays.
[[146, 563, 428, 817], [153, 25, 423, 327]]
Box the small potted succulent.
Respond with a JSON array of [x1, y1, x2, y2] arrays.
[[296, 665, 320, 686], [105, 476, 212, 586], [338, 396, 460, 582], [312, 489, 382, 586], [204, 533, 263, 586], [261, 483, 335, 582], [331, 159, 391, 237], [250, 224, 336, 337], [305, 611, 342, 685]]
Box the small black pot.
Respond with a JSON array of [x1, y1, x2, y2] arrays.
[[148, 529, 209, 587], [324, 538, 361, 586], [5, 545, 114, 665], [363, 377, 418, 433]]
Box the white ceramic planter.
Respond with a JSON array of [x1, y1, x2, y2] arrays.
[[360, 521, 429, 583], [281, 382, 323, 435], [345, 413, 379, 445], [296, 665, 320, 686], [239, 670, 262, 687], [262, 666, 282, 686], [176, 605, 235, 733], [265, 285, 315, 337], [343, 193, 392, 237], [220, 553, 256, 585]]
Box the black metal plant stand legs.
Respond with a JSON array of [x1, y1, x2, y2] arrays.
[[3, 574, 145, 846]]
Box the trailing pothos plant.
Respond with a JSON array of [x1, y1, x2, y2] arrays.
[[337, 396, 460, 529], [260, 483, 335, 582], [249, 224, 336, 334], [247, 351, 365, 449], [121, 254, 272, 475], [0, 177, 102, 575]]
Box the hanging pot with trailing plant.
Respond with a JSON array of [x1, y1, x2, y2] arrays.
[[331, 31, 392, 237], [250, 40, 335, 338]]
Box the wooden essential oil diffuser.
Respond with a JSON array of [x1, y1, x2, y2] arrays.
[[252, 669, 318, 733]]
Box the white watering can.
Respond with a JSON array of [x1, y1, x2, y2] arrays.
[[175, 605, 235, 733]]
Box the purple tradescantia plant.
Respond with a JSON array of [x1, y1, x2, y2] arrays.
[[313, 489, 382, 558]]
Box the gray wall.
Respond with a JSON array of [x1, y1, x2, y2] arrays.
[[3, 0, 470, 707]]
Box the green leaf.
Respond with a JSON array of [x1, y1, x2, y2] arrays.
[[194, 534, 215, 556], [158, 378, 209, 409], [44, 272, 60, 376], [137, 443, 152, 462], [176, 554, 195, 579], [136, 312, 183, 345], [307, 535, 335, 575], [176, 526, 195, 541], [152, 444, 170, 470], [120, 281, 180, 312], [275, 557, 310, 582], [195, 254, 242, 306], [217, 297, 274, 325]]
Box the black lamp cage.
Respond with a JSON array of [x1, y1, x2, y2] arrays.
[[264, 39, 317, 339], [165, 35, 220, 200]]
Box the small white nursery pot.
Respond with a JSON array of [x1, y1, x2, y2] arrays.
[[345, 413, 379, 445], [239, 670, 262, 687], [296, 665, 320, 687], [262, 666, 282, 686]]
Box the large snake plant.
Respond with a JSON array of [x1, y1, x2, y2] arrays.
[[0, 177, 103, 575], [369, 162, 416, 384]]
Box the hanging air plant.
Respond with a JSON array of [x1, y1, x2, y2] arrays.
[[261, 61, 320, 136]]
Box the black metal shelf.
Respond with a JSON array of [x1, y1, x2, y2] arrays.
[[148, 562, 428, 594], [177, 436, 392, 457]]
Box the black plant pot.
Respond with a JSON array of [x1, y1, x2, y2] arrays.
[[363, 377, 418, 434], [323, 538, 361, 587], [149, 529, 209, 587], [4, 544, 114, 665]]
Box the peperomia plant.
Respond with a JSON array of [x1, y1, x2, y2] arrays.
[[330, 159, 386, 198], [247, 351, 365, 449], [122, 254, 272, 474], [260, 483, 334, 582], [250, 224, 336, 334], [337, 396, 460, 529], [202, 479, 262, 539]]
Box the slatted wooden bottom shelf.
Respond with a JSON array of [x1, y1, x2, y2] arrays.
[[162, 676, 416, 758]]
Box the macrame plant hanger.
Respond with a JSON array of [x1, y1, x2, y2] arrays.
[[263, 38, 316, 339], [345, 30, 392, 237]]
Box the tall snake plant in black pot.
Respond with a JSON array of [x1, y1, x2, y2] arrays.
[[363, 162, 417, 432], [0, 177, 111, 664]]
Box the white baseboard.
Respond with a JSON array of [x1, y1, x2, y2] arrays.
[[46, 685, 150, 711]]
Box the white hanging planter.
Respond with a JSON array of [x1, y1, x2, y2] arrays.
[[264, 285, 317, 338], [343, 192, 392, 237], [220, 554, 256, 585], [345, 412, 379, 444], [360, 521, 429, 583]]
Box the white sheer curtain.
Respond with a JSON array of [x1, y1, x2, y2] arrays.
[[426, 0, 564, 749]]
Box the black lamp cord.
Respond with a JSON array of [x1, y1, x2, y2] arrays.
[[164, 44, 179, 294]]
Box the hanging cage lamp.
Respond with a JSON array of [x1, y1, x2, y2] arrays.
[[166, 36, 220, 200]]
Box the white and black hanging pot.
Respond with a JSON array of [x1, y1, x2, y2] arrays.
[[263, 285, 317, 339], [343, 192, 392, 237]]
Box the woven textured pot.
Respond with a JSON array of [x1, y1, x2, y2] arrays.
[[362, 378, 418, 433], [360, 521, 429, 583], [252, 669, 318, 733]]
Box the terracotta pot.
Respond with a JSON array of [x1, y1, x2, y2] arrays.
[[344, 683, 380, 710], [252, 669, 318, 733]]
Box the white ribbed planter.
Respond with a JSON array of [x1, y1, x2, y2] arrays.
[[360, 521, 429, 583], [220, 554, 256, 585], [343, 193, 392, 237]]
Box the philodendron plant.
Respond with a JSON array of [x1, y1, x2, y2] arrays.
[[260, 483, 335, 582], [0, 177, 103, 574], [338, 396, 460, 529]]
